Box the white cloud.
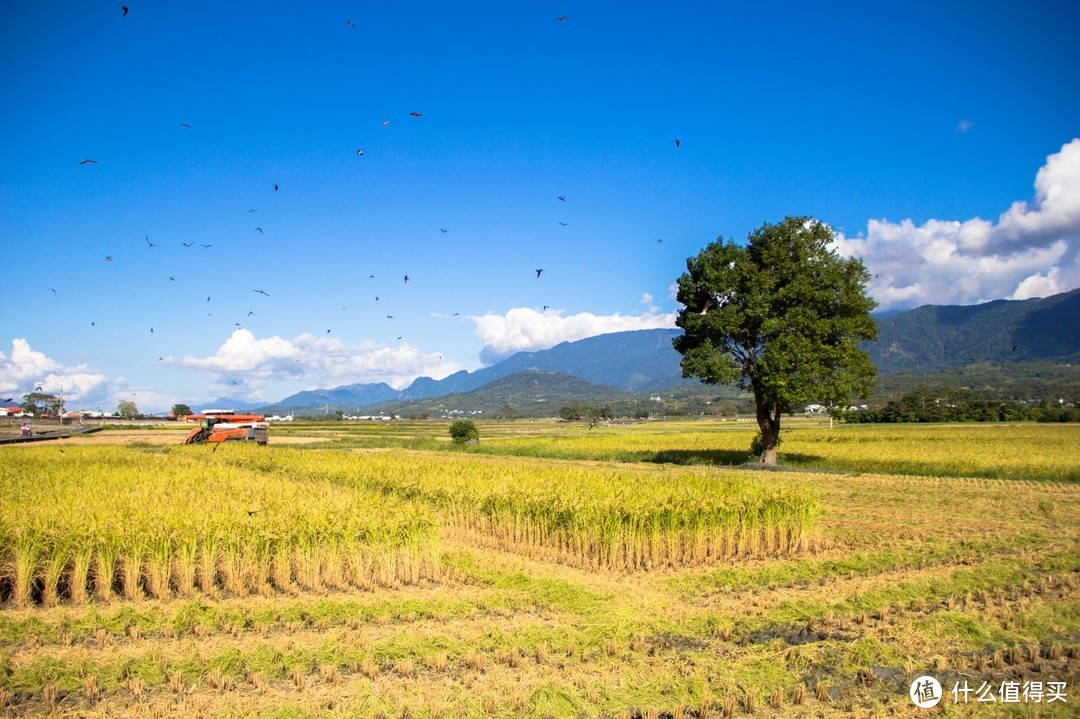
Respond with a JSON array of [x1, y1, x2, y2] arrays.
[[0, 339, 112, 405], [834, 137, 1080, 311], [955, 119, 974, 133], [168, 329, 463, 395], [1012, 267, 1068, 300], [469, 307, 677, 364]]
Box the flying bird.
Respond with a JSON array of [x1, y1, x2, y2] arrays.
[[181, 241, 194, 247], [146, 235, 157, 247], [273, 184, 279, 191], [150, 327, 154, 333], [558, 221, 568, 226], [105, 256, 113, 262], [536, 269, 543, 278], [404, 275, 410, 283], [247, 209, 257, 213], [49, 288, 56, 295], [247, 310, 254, 316], [657, 238, 663, 243], [386, 315, 394, 319], [201, 244, 212, 248], [556, 16, 568, 22], [119, 5, 128, 16], [207, 296, 211, 302], [345, 18, 356, 28], [557, 196, 566, 201], [356, 149, 364, 156], [382, 119, 390, 126], [543, 305, 550, 311], [675, 139, 681, 148], [409, 112, 423, 117], [440, 228, 448, 233], [255, 227, 264, 234], [169, 276, 176, 281], [180, 122, 191, 129], [253, 289, 270, 296], [325, 329, 331, 334], [79, 159, 99, 165]]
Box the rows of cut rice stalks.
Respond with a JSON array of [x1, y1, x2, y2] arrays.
[[241, 448, 821, 571], [0, 447, 440, 607]]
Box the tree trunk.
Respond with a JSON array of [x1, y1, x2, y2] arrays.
[[755, 399, 781, 465]]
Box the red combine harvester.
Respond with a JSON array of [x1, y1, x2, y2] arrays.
[[181, 409, 269, 445]]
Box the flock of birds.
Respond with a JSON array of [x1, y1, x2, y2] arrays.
[[49, 6, 685, 399], [75, 102, 578, 353]]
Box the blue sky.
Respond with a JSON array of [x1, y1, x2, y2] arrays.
[[2, 1, 1078, 413]]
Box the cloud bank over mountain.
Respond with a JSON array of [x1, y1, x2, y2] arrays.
[[168, 330, 464, 399], [835, 138, 1080, 311], [468, 307, 677, 364]]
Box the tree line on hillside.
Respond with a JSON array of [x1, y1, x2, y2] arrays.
[[837, 385, 1079, 423]]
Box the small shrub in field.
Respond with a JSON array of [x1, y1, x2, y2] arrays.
[[449, 420, 479, 444]]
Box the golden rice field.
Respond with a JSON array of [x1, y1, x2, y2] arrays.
[[0, 447, 441, 607], [0, 420, 1077, 718], [458, 421, 1080, 482]]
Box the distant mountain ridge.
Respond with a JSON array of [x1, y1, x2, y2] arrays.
[[867, 288, 1080, 374], [260, 328, 688, 413], [255, 289, 1080, 414], [364, 370, 634, 418]]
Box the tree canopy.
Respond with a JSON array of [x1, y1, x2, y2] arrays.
[[674, 216, 878, 463], [21, 392, 61, 416], [449, 420, 479, 444], [171, 403, 193, 419], [117, 400, 139, 420]]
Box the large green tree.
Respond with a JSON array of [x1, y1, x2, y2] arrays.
[[674, 217, 878, 464], [21, 391, 61, 417]]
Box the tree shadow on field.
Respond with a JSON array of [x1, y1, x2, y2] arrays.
[[647, 449, 752, 466], [777, 452, 827, 467], [644, 449, 829, 471]]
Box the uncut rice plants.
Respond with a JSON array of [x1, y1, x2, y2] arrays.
[[479, 422, 1080, 482], [247, 448, 821, 571], [0, 446, 439, 607], [783, 424, 1080, 481]]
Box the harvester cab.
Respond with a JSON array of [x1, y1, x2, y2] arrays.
[[181, 410, 269, 445]]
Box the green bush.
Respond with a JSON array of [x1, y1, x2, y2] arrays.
[[449, 420, 479, 444]]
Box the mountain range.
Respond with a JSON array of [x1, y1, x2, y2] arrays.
[[867, 287, 1080, 373], [251, 288, 1080, 415]]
